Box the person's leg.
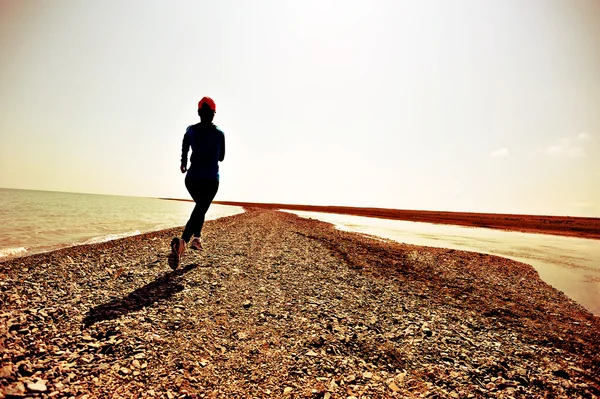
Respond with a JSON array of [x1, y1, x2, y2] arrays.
[[170, 179, 218, 269], [182, 178, 219, 242], [193, 179, 219, 237], [182, 178, 202, 242]]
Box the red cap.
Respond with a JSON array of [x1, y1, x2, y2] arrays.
[[198, 97, 216, 112]]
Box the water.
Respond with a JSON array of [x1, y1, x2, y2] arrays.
[[284, 210, 600, 316], [0, 188, 244, 259]]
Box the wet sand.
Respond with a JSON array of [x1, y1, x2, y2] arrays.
[[213, 201, 600, 240], [1, 209, 598, 397]]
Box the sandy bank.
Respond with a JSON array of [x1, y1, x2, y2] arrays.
[[212, 201, 600, 240], [1, 209, 599, 398]]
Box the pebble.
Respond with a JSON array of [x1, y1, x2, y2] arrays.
[[0, 209, 598, 398], [27, 381, 47, 392]]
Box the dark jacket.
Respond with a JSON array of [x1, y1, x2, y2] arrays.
[[181, 123, 225, 180]]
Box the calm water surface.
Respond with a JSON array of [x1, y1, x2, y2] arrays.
[[285, 210, 600, 316], [0, 188, 243, 259]]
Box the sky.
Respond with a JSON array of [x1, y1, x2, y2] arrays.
[[1, 0, 599, 217]]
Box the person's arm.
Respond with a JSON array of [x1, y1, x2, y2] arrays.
[[219, 132, 225, 162], [180, 127, 192, 173]]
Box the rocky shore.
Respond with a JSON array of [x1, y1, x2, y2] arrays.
[[1, 209, 599, 398]]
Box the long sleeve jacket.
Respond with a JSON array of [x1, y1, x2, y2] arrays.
[[181, 123, 225, 180]]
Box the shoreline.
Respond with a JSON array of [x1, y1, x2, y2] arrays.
[[212, 201, 600, 240], [1, 209, 598, 397], [0, 203, 244, 262]]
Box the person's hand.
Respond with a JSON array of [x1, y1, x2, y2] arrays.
[[180, 165, 187, 173]]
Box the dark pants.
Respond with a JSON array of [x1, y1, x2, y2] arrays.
[[182, 177, 219, 242]]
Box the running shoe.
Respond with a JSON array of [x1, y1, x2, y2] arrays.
[[168, 237, 186, 270], [190, 237, 202, 251]]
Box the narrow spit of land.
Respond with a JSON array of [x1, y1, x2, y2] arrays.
[[211, 201, 600, 240], [1, 209, 599, 398]]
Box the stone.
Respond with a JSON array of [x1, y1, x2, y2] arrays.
[[329, 378, 338, 390], [283, 387, 293, 394], [27, 381, 48, 392], [0, 364, 14, 379], [388, 381, 401, 392], [7, 382, 26, 395], [396, 371, 407, 382]]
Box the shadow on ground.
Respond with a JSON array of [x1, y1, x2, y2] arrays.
[[83, 263, 198, 327]]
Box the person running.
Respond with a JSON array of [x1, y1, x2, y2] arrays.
[[168, 97, 225, 269]]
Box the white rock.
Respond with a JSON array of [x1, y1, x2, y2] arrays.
[[27, 381, 47, 392]]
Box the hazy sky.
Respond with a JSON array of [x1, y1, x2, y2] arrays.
[[1, 0, 599, 216]]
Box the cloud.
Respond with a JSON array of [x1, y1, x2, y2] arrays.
[[577, 132, 590, 140], [542, 137, 585, 158], [490, 148, 510, 158]]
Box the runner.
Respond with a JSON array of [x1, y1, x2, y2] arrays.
[[168, 97, 225, 269]]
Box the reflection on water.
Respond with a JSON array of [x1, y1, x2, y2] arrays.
[[284, 210, 600, 316], [0, 187, 245, 259]]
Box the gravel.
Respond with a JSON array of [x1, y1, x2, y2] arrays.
[[1, 209, 599, 398]]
